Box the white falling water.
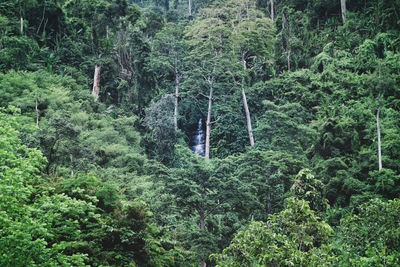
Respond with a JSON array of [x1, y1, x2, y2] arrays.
[[190, 118, 205, 156]]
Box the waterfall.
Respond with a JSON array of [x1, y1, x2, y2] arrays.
[[190, 118, 205, 156]]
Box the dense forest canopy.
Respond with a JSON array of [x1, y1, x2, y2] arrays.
[[1, 0, 400, 266]]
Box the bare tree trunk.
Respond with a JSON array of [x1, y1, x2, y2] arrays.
[[205, 52, 218, 161], [174, 72, 180, 132], [70, 154, 74, 178], [20, 17, 24, 34], [377, 94, 382, 171], [188, 0, 192, 17], [283, 11, 291, 71], [35, 92, 39, 127], [241, 52, 255, 147], [205, 85, 213, 161], [270, 0, 274, 22], [340, 0, 346, 24], [92, 64, 101, 100]]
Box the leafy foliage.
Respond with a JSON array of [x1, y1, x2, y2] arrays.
[[212, 198, 335, 266], [1, 0, 400, 265]]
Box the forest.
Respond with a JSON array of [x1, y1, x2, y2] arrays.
[[1, 0, 400, 266]]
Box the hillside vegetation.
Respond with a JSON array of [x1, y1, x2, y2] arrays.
[[1, 0, 400, 266]]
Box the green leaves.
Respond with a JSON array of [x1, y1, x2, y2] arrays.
[[0, 108, 90, 266], [212, 198, 334, 266], [336, 198, 400, 265]]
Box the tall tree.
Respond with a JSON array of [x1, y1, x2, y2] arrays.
[[150, 23, 187, 132], [185, 16, 229, 161], [283, 8, 291, 71], [229, 0, 275, 147], [377, 93, 382, 171]]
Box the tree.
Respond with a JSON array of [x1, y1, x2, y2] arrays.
[[221, 150, 304, 220], [185, 16, 230, 161], [0, 107, 90, 266], [290, 168, 329, 212], [36, 112, 80, 174], [143, 94, 177, 163], [167, 146, 253, 266], [150, 22, 188, 132], [254, 100, 316, 155], [212, 198, 335, 266], [228, 0, 275, 147], [336, 198, 400, 265]]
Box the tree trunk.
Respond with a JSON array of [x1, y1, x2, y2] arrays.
[[340, 0, 346, 24], [286, 50, 291, 71], [241, 53, 255, 147], [283, 11, 291, 71], [205, 85, 213, 161], [35, 92, 39, 127], [188, 0, 192, 17], [205, 52, 218, 161], [174, 72, 180, 132], [377, 95, 382, 171], [92, 64, 101, 100], [20, 17, 24, 34], [270, 0, 274, 22], [70, 154, 74, 178]]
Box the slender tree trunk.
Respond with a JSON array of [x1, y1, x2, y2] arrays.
[[188, 0, 192, 17], [199, 210, 205, 231], [270, 0, 274, 22], [205, 52, 218, 161], [340, 0, 346, 24], [35, 92, 39, 127], [241, 52, 255, 147], [283, 11, 291, 71], [174, 72, 180, 132], [205, 85, 213, 161], [92, 64, 101, 100], [377, 94, 382, 171], [20, 17, 24, 34], [37, 5, 46, 35], [70, 154, 74, 178]]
